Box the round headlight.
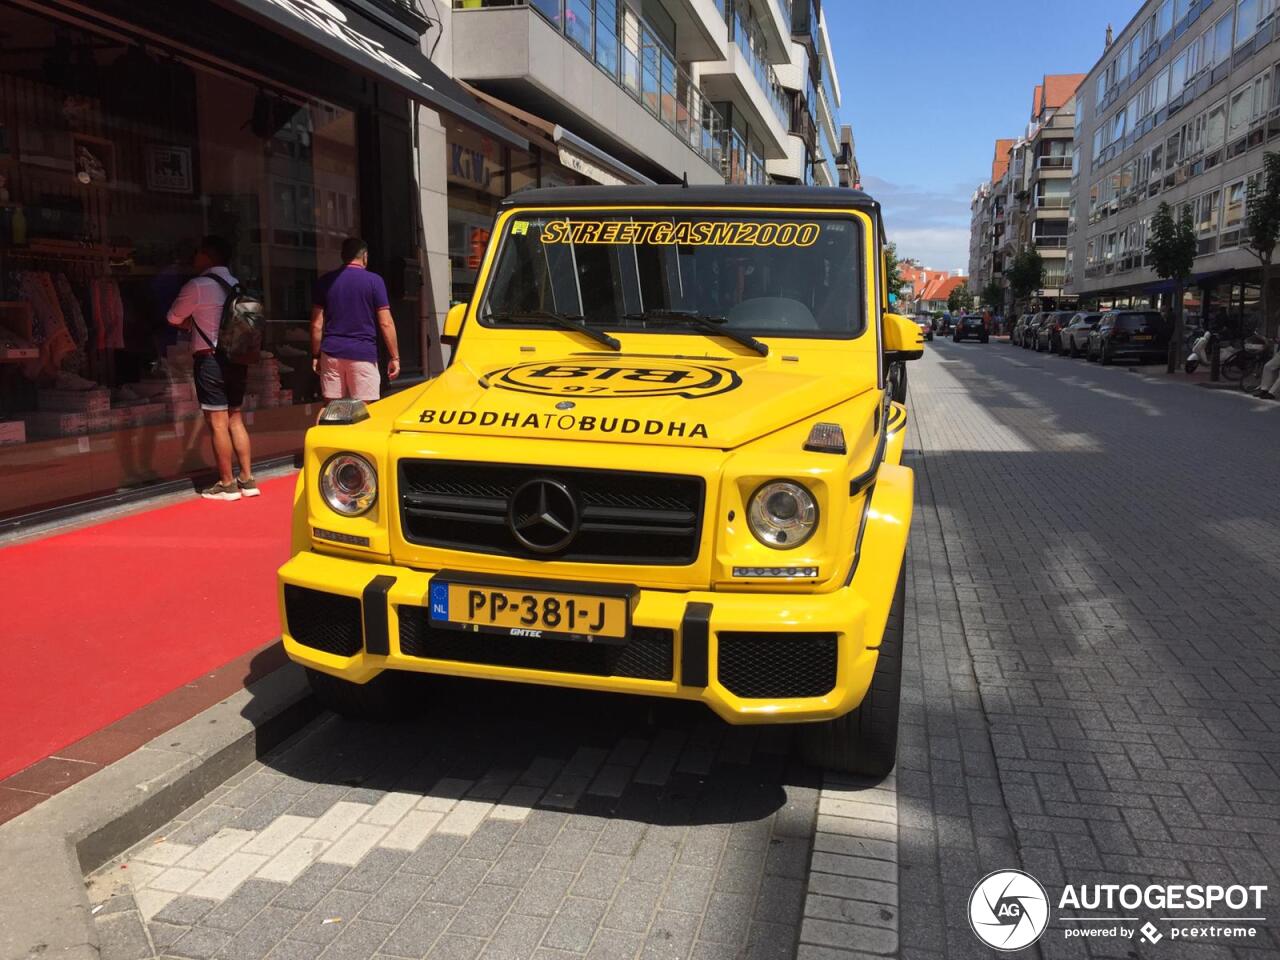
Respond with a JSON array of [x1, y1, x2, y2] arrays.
[[748, 481, 817, 549], [320, 453, 377, 516]]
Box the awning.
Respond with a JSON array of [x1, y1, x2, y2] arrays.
[[210, 0, 526, 149], [464, 86, 653, 186]]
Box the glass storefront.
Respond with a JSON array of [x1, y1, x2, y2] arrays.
[[0, 2, 413, 518], [444, 115, 610, 304]]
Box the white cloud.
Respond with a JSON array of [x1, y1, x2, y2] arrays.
[[860, 173, 976, 273], [887, 228, 972, 275]]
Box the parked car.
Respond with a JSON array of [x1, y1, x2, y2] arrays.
[[917, 318, 934, 342], [953, 315, 989, 343], [1061, 312, 1102, 356], [1035, 311, 1077, 353], [1022, 312, 1051, 349], [1013, 313, 1034, 348], [1087, 310, 1169, 364]]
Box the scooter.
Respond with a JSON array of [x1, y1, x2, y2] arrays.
[[1185, 328, 1240, 374]]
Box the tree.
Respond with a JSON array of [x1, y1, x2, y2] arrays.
[[1245, 151, 1280, 338], [1146, 201, 1197, 372], [1005, 248, 1044, 309], [980, 279, 1004, 313], [947, 285, 974, 314], [885, 241, 906, 302]]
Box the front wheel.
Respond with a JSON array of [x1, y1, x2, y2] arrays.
[[1100, 346, 1113, 365], [800, 563, 904, 778], [1241, 363, 1264, 394], [1069, 341, 1080, 358]]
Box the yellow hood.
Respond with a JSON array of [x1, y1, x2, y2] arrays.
[[395, 348, 876, 449]]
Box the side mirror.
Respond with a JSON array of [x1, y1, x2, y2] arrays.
[[883, 312, 924, 361], [442, 302, 467, 344]]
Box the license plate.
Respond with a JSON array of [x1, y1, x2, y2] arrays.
[[427, 575, 631, 643], [1134, 334, 1153, 341]]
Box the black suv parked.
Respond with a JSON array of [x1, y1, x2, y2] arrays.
[[1087, 310, 1169, 364]]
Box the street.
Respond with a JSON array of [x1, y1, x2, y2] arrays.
[[86, 342, 1280, 960]]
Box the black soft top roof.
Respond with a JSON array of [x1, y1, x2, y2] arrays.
[[499, 184, 882, 220]]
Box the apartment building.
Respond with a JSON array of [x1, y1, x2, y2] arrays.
[[432, 0, 847, 302], [1069, 0, 1280, 329], [969, 77, 1085, 310]]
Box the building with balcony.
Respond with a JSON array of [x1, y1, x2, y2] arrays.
[[1068, 0, 1280, 332], [968, 75, 1084, 311]]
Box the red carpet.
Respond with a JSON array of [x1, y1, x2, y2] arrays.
[[0, 476, 295, 781]]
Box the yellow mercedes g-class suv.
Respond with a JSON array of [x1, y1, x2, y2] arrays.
[[278, 185, 922, 775]]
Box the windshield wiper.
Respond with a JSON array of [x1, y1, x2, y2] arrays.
[[623, 309, 769, 356], [486, 310, 620, 350]]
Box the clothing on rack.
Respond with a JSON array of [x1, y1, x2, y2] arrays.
[[92, 277, 124, 351], [18, 271, 75, 379], [53, 272, 89, 373]]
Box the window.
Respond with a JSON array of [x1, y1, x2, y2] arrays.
[[1224, 178, 1247, 227], [1172, 51, 1188, 96], [1175, 0, 1191, 22], [1118, 45, 1131, 80], [1158, 0, 1174, 37], [1206, 98, 1229, 147], [1111, 110, 1126, 145], [1214, 11, 1236, 62], [1229, 81, 1252, 139], [1238, 0, 1258, 45], [1093, 126, 1104, 160], [1130, 33, 1144, 68], [1154, 67, 1170, 111], [1197, 189, 1221, 234]]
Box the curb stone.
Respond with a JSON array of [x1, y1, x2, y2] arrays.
[[800, 771, 899, 959], [0, 664, 316, 960]]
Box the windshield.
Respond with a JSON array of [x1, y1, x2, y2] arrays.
[[1116, 312, 1161, 330], [481, 211, 865, 339]]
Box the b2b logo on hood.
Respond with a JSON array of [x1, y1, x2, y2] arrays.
[[489, 360, 742, 399]]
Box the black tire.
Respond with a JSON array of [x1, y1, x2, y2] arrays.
[[305, 667, 423, 722], [981, 335, 989, 344], [800, 562, 905, 778], [888, 362, 908, 403], [1241, 365, 1263, 394], [1069, 341, 1080, 358], [1220, 353, 1248, 382], [1100, 346, 1113, 365]]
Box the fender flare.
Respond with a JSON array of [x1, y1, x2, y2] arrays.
[[847, 462, 914, 650]]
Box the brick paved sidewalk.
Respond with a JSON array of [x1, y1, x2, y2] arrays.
[[897, 342, 1280, 960], [86, 680, 899, 960]]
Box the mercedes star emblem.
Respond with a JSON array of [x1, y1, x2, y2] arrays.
[[508, 478, 579, 553]]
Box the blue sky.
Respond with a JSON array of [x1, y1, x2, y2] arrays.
[[824, 0, 1142, 272]]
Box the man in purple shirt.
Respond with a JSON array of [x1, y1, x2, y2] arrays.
[[310, 237, 400, 402]]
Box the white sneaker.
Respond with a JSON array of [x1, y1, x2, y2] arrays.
[[201, 481, 241, 501]]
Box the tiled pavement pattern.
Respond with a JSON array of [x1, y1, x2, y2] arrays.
[[898, 343, 1280, 960], [88, 682, 898, 960], [86, 339, 1280, 960]]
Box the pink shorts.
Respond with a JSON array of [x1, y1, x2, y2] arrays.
[[319, 354, 380, 402]]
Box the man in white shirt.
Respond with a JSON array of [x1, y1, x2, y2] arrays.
[[167, 236, 258, 501]]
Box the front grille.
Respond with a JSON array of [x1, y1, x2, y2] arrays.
[[717, 632, 838, 699], [284, 586, 363, 657], [397, 606, 673, 681], [399, 461, 704, 565]]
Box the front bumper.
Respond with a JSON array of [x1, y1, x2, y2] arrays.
[[277, 550, 883, 724]]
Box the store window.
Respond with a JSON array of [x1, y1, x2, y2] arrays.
[[0, 4, 360, 515]]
